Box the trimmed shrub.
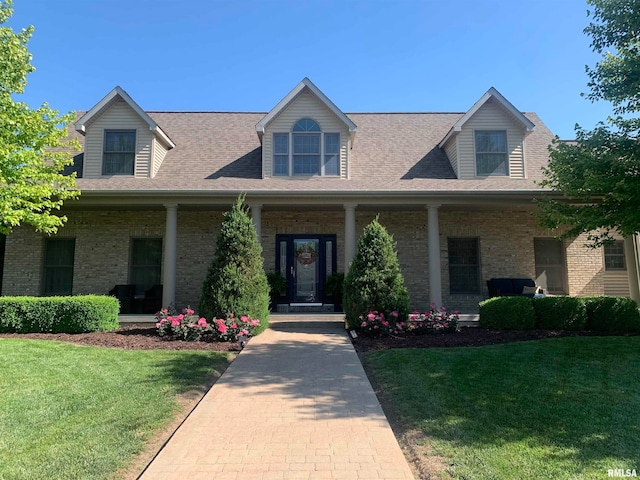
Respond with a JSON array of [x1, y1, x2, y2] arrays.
[[584, 296, 640, 332], [479, 297, 535, 330], [0, 295, 119, 333], [343, 218, 410, 329], [199, 196, 270, 335], [532, 296, 587, 330]]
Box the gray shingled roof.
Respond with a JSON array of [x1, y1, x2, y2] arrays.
[[74, 111, 555, 194]]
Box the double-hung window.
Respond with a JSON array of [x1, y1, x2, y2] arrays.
[[293, 120, 321, 175], [604, 240, 626, 271], [43, 238, 75, 295], [130, 238, 162, 290], [103, 130, 136, 175], [448, 238, 481, 294], [475, 130, 508, 176], [324, 133, 339, 175], [273, 119, 340, 176]]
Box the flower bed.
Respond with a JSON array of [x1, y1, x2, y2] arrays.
[[156, 308, 261, 343], [357, 304, 460, 338]]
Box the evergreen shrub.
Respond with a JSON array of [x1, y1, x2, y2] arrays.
[[532, 296, 587, 330], [0, 295, 119, 333], [479, 297, 535, 330], [343, 218, 410, 329], [199, 196, 270, 335], [584, 296, 640, 331]]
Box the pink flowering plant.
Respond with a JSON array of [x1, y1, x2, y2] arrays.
[[356, 304, 460, 337], [358, 311, 402, 337], [210, 313, 260, 342], [155, 307, 210, 342], [405, 304, 460, 334], [155, 307, 261, 343]]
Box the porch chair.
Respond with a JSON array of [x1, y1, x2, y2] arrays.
[[108, 284, 136, 314]]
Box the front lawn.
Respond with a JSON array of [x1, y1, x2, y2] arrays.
[[363, 337, 640, 479], [0, 339, 233, 479]]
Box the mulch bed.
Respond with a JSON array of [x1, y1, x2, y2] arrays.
[[1, 325, 637, 352], [0, 326, 241, 351]]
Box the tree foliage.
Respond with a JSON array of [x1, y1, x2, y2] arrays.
[[343, 217, 409, 329], [199, 196, 269, 333], [0, 0, 79, 235], [538, 0, 640, 246]]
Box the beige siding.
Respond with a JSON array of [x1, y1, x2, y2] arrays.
[[263, 90, 349, 178], [83, 99, 153, 178], [152, 138, 168, 177], [604, 271, 631, 296], [456, 98, 526, 179], [443, 137, 458, 177]]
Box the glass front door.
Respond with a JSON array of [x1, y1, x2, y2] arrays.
[[293, 239, 319, 303], [276, 235, 336, 305]]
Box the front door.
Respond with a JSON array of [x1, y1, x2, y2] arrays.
[[276, 235, 336, 305]]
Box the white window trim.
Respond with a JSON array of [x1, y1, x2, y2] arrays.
[[474, 129, 509, 177], [272, 128, 340, 177], [103, 128, 137, 176], [604, 240, 627, 271]]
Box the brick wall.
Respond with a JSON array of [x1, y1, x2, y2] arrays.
[[1, 206, 614, 314]]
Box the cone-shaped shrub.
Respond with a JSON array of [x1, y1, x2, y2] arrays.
[[344, 218, 410, 329], [199, 196, 269, 335]]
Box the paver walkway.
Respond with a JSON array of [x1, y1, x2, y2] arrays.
[[140, 315, 415, 480]]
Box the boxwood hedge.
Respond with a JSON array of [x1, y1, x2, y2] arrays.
[[479, 297, 536, 330], [583, 296, 640, 332], [0, 296, 119, 333], [532, 296, 587, 330], [479, 295, 639, 332]]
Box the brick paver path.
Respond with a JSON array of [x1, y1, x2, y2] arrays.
[[140, 315, 415, 479]]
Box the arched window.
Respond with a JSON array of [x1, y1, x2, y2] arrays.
[[293, 119, 321, 132], [273, 118, 340, 177], [293, 118, 321, 175]]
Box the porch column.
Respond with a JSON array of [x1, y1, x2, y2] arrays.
[[344, 203, 357, 269], [427, 203, 442, 307], [163, 203, 178, 309], [624, 235, 640, 303], [250, 203, 262, 245]]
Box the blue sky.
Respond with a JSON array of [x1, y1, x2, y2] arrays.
[[8, 0, 613, 139]]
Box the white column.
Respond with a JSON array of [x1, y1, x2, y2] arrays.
[[251, 204, 262, 245], [427, 203, 442, 307], [163, 204, 178, 309], [344, 203, 357, 269], [624, 236, 640, 303]]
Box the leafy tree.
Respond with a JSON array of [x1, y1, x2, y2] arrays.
[[538, 0, 640, 246], [0, 0, 79, 235], [343, 217, 409, 329], [199, 196, 269, 334]]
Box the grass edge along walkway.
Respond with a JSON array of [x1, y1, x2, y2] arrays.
[[0, 339, 233, 480], [362, 336, 640, 480]]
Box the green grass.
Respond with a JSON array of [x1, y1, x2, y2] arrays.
[[363, 337, 640, 480], [0, 339, 233, 480]]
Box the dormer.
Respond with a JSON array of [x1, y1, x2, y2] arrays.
[[256, 78, 356, 179], [439, 87, 535, 179], [74, 86, 174, 179]]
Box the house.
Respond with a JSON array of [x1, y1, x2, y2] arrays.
[[1, 78, 639, 313]]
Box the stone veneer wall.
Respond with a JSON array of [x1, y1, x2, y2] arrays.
[[1, 207, 612, 314]]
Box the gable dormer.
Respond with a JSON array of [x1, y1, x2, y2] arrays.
[[439, 87, 535, 179], [74, 86, 174, 179], [256, 78, 356, 179]]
